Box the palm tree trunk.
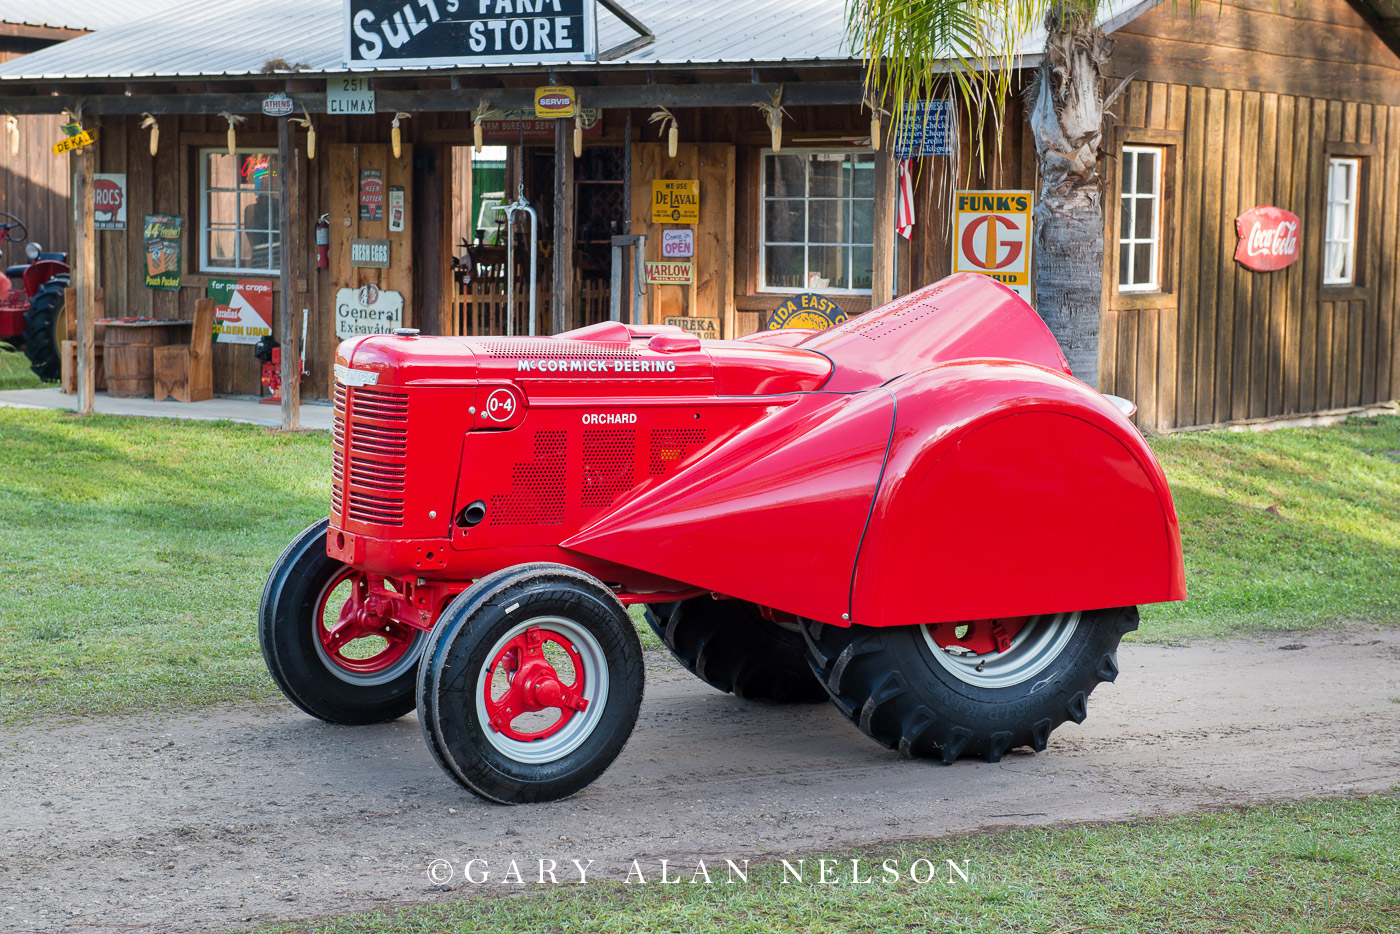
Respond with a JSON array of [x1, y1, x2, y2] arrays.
[[1029, 5, 1114, 388]]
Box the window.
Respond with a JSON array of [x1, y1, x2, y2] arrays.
[[761, 150, 875, 293], [200, 149, 281, 273], [1324, 157, 1359, 285], [1118, 146, 1163, 292]]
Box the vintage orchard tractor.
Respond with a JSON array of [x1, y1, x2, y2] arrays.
[[261, 273, 1185, 804], [0, 212, 71, 379]]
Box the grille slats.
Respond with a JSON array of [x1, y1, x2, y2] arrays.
[[334, 384, 408, 527]]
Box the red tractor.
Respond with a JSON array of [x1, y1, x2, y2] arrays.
[[261, 273, 1185, 804], [0, 212, 71, 380]]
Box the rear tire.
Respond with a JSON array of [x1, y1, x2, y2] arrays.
[[22, 284, 64, 381], [801, 607, 1137, 763], [644, 597, 826, 703]]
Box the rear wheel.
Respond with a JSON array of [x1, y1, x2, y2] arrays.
[[801, 607, 1137, 763], [644, 597, 826, 703], [417, 563, 644, 804], [259, 520, 428, 724], [22, 284, 64, 381]]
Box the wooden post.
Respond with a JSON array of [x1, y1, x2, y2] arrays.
[[871, 147, 897, 307], [72, 143, 96, 415], [552, 118, 574, 334], [278, 116, 301, 430]]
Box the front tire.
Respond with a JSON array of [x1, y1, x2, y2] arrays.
[[802, 607, 1137, 763], [259, 520, 427, 725], [417, 563, 644, 804], [22, 284, 64, 381]]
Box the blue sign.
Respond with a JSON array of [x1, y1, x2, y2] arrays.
[[893, 100, 954, 158]]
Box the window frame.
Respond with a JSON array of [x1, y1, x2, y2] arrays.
[[198, 147, 283, 275], [757, 148, 877, 296], [1322, 156, 1360, 287], [1108, 128, 1183, 312], [1117, 145, 1165, 293]]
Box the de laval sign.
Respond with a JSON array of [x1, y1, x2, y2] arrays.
[[1234, 206, 1299, 272]]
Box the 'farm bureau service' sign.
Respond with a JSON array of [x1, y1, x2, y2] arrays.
[[344, 0, 596, 67]]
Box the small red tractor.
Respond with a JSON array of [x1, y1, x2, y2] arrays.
[[0, 211, 71, 380], [261, 273, 1185, 804]]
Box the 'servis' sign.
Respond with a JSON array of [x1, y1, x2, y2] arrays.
[[344, 0, 596, 68]]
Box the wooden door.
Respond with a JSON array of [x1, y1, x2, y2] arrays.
[[629, 142, 735, 337], [327, 143, 414, 330]]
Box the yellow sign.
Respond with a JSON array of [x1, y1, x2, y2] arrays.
[[534, 86, 577, 119], [664, 315, 719, 338], [53, 129, 97, 155], [952, 190, 1034, 301], [652, 179, 699, 224], [768, 293, 847, 331], [645, 261, 693, 285]]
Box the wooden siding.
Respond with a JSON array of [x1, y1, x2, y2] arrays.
[[0, 46, 70, 260]]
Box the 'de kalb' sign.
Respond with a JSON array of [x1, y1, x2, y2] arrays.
[[1234, 206, 1300, 272], [344, 0, 596, 67]]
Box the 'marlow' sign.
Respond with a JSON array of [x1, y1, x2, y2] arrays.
[[1234, 206, 1300, 272], [344, 0, 596, 68]]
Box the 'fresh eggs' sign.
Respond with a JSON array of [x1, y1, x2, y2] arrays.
[[344, 0, 596, 67]]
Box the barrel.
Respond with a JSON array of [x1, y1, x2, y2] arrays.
[[105, 343, 155, 397]]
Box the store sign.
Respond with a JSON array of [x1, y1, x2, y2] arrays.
[[952, 190, 1034, 300], [660, 229, 694, 258], [768, 293, 846, 330], [327, 76, 375, 114], [350, 238, 391, 267], [208, 278, 274, 344], [1235, 206, 1300, 272], [143, 215, 182, 291], [645, 261, 693, 285], [262, 92, 294, 117], [480, 108, 601, 141], [534, 86, 577, 119], [893, 100, 954, 158], [336, 284, 404, 338], [664, 315, 719, 338], [94, 174, 126, 231], [344, 0, 596, 68], [388, 185, 405, 232], [359, 168, 383, 221], [53, 129, 96, 155], [652, 179, 699, 224]]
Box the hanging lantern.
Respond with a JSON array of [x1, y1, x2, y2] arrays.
[[219, 112, 246, 155], [391, 112, 410, 159], [293, 107, 316, 160], [753, 88, 788, 154], [649, 107, 678, 159], [140, 113, 159, 156], [6, 115, 17, 157]]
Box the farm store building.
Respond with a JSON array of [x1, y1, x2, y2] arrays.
[[0, 0, 1397, 431]]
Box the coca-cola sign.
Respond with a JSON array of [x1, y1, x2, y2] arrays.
[[1235, 206, 1299, 272]]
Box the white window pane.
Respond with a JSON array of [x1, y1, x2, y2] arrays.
[[808, 200, 847, 244], [765, 155, 805, 197], [808, 245, 846, 289], [1137, 152, 1158, 195], [761, 150, 876, 293], [207, 191, 238, 226], [1119, 198, 1133, 242], [1325, 242, 1347, 281], [851, 158, 875, 198], [1118, 243, 1132, 284], [206, 229, 237, 266], [1133, 197, 1155, 240], [809, 154, 849, 197], [851, 204, 874, 244], [764, 245, 803, 289], [207, 152, 238, 189], [765, 200, 804, 242], [851, 247, 873, 290]]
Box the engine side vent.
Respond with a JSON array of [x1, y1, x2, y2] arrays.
[[331, 384, 346, 516], [842, 301, 941, 342], [343, 386, 408, 526], [479, 340, 639, 360], [581, 429, 637, 509], [488, 431, 568, 526], [649, 428, 707, 476], [350, 387, 410, 421]]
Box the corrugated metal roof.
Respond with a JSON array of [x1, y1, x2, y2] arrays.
[[0, 0, 187, 33], [0, 0, 1153, 81]]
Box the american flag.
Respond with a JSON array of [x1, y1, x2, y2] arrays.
[[896, 159, 915, 240]]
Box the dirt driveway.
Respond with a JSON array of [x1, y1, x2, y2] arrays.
[[4, 627, 1398, 933]]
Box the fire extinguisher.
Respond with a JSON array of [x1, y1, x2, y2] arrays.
[[315, 214, 330, 268]]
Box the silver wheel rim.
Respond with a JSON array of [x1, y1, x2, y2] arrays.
[[920, 612, 1081, 689], [311, 573, 427, 687], [475, 616, 609, 765]]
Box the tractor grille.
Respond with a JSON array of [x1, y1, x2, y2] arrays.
[[332, 384, 408, 527]]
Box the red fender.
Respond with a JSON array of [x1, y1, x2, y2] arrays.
[[850, 360, 1185, 626]]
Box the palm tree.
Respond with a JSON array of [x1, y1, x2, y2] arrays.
[[849, 0, 1204, 388]]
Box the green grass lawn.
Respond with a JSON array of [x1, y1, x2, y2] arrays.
[[0, 407, 1396, 724], [0, 341, 47, 390], [257, 794, 1400, 934]]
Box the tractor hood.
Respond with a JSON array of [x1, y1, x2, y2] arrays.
[[337, 322, 833, 397]]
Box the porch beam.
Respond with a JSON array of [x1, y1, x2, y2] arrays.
[[278, 116, 301, 430], [552, 118, 575, 334], [72, 143, 96, 415]]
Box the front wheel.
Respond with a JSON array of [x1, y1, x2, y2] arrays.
[[259, 520, 428, 724], [417, 563, 644, 804], [22, 284, 64, 381], [802, 607, 1137, 763]]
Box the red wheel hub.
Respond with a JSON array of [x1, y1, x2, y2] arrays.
[[926, 617, 1031, 654], [483, 627, 589, 742], [316, 570, 420, 674]]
